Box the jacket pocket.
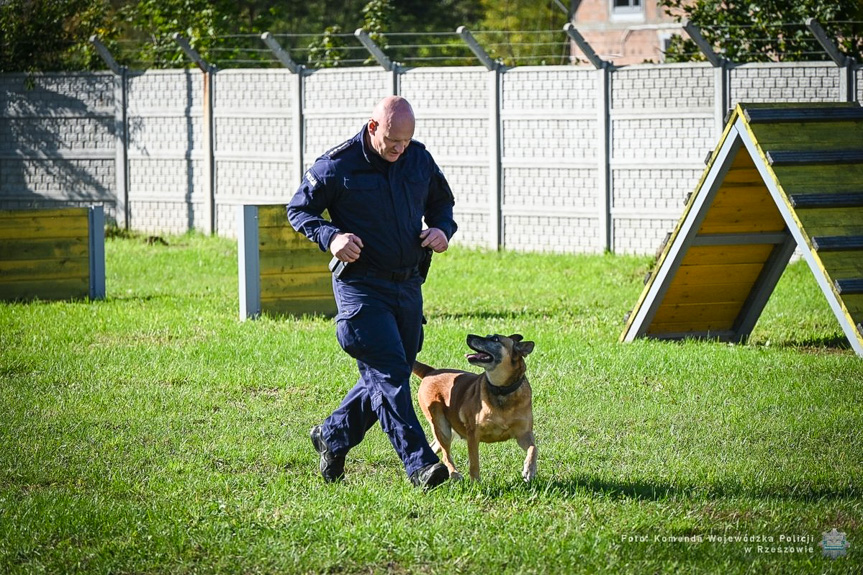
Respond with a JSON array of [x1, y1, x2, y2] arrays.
[[335, 302, 365, 358], [343, 175, 383, 218], [405, 174, 429, 219]]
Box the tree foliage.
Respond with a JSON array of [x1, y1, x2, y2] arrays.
[[660, 0, 863, 63], [477, 0, 570, 66], [306, 0, 394, 68], [306, 26, 351, 68], [119, 0, 222, 67], [10, 0, 860, 72], [0, 0, 489, 71], [0, 0, 118, 73]]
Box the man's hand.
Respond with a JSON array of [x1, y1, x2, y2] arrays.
[[419, 228, 449, 253], [330, 233, 364, 262]]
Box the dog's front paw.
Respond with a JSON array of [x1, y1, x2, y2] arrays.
[[522, 466, 536, 482], [450, 471, 464, 481]]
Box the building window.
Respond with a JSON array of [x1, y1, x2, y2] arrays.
[[611, 0, 644, 20], [658, 32, 674, 63], [612, 0, 642, 11]]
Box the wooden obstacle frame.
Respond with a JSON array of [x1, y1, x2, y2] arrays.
[[237, 204, 335, 319], [0, 206, 106, 302], [621, 102, 863, 357]]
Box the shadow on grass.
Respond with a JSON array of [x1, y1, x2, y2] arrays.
[[760, 334, 852, 353], [427, 309, 595, 323], [428, 310, 552, 321], [474, 475, 860, 503], [104, 294, 174, 302]]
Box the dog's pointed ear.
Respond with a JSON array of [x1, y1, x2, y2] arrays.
[[515, 340, 535, 356], [509, 334, 524, 342]]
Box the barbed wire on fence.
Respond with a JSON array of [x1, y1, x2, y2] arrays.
[[204, 30, 575, 70], [674, 20, 863, 64], [128, 20, 862, 71], [708, 22, 816, 62], [4, 20, 861, 73]]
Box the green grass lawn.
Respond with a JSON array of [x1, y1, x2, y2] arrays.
[[1, 233, 861, 574]]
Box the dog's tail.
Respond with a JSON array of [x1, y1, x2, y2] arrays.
[[412, 361, 436, 379]]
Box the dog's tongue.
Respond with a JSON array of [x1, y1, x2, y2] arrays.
[[466, 352, 492, 362]]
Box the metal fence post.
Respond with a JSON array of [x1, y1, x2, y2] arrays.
[[173, 34, 216, 235], [355, 29, 399, 94], [806, 18, 856, 102], [88, 205, 106, 299], [489, 67, 502, 250], [564, 24, 613, 253], [597, 64, 612, 253], [457, 26, 500, 71], [118, 65, 130, 230], [715, 62, 731, 132], [238, 205, 261, 320], [260, 32, 302, 73], [682, 20, 730, 135], [89, 36, 130, 230], [457, 27, 503, 249], [261, 32, 306, 191]]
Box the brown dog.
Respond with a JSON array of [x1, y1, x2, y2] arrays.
[[412, 333, 536, 482]]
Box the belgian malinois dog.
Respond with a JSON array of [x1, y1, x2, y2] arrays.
[[412, 333, 536, 482]]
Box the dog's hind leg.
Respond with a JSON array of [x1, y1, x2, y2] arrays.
[[517, 431, 537, 482]]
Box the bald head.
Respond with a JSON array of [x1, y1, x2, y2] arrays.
[[367, 96, 415, 162], [372, 96, 414, 124]]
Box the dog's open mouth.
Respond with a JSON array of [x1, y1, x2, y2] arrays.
[[466, 351, 493, 363], [465, 335, 499, 365]]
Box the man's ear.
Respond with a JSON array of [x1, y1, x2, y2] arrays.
[[368, 119, 377, 133]]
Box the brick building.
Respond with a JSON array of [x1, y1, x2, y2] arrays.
[[570, 0, 686, 65]]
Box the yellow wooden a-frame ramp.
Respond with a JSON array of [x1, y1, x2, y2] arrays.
[[620, 102, 863, 357]]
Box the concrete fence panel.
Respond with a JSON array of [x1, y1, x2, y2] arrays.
[[213, 69, 298, 238], [610, 64, 715, 255], [302, 68, 394, 173], [0, 73, 117, 218], [402, 67, 493, 248], [729, 62, 841, 105], [1, 60, 860, 256], [126, 70, 206, 235], [501, 66, 601, 253]]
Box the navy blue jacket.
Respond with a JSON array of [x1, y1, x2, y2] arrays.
[[287, 125, 457, 272]]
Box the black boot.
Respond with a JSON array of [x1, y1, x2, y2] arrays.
[[410, 462, 449, 490], [310, 425, 345, 483]]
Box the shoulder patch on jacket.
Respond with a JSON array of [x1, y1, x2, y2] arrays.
[[303, 169, 319, 188], [324, 138, 353, 159]]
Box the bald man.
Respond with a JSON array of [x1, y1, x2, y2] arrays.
[[288, 96, 457, 490]]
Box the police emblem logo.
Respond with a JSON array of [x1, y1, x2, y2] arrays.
[[820, 528, 850, 559]]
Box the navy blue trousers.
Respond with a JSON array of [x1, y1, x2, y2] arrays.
[[321, 274, 438, 477]]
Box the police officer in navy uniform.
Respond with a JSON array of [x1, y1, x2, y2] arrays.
[[287, 96, 457, 490]]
